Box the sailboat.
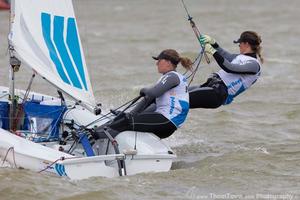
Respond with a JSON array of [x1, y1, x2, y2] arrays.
[[0, 0, 176, 180]]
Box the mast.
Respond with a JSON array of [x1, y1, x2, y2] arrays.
[[8, 57, 15, 131], [8, 0, 14, 130], [8, 0, 20, 131]]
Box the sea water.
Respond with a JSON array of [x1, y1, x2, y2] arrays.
[[0, 0, 300, 199]]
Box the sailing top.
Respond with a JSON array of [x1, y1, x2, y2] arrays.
[[140, 71, 189, 128], [212, 43, 261, 104]]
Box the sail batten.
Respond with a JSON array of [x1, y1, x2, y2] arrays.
[[9, 0, 96, 109]]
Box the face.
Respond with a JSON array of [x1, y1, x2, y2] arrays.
[[239, 42, 252, 54], [156, 59, 175, 74]]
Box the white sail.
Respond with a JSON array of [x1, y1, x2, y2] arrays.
[[9, 0, 96, 109]]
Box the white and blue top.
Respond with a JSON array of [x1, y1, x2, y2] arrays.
[[141, 71, 189, 128], [216, 54, 261, 104], [155, 71, 189, 127], [212, 44, 261, 105]]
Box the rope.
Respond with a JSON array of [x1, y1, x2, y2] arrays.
[[84, 96, 141, 128], [1, 147, 17, 168], [180, 0, 210, 64], [67, 139, 79, 154], [187, 49, 205, 87], [38, 156, 79, 174], [12, 73, 35, 132], [38, 158, 63, 173], [103, 128, 126, 176], [183, 51, 202, 76]]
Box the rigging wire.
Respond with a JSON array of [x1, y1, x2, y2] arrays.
[[38, 156, 78, 174], [12, 73, 36, 131], [38, 158, 62, 173], [180, 0, 210, 64], [186, 48, 207, 87], [82, 95, 142, 129], [184, 50, 204, 79], [180, 0, 212, 86]]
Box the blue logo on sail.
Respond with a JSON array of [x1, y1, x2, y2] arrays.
[[41, 12, 87, 91]]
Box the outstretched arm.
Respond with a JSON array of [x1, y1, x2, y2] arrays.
[[213, 52, 260, 74], [202, 35, 260, 75], [212, 43, 238, 62], [199, 35, 238, 62]]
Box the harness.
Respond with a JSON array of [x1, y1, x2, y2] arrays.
[[202, 73, 228, 102]]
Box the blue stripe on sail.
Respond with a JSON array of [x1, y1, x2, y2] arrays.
[[41, 13, 70, 85], [67, 18, 88, 91], [53, 16, 82, 89]]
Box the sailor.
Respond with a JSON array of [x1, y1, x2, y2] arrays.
[[94, 49, 193, 139], [189, 31, 263, 108]]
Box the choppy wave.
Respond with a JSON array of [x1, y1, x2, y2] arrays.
[[266, 57, 299, 65], [1, 0, 300, 199]]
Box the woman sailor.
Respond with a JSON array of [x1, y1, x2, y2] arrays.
[[93, 49, 193, 139], [189, 31, 263, 108]]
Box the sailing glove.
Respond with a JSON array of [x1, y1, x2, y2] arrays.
[[200, 35, 216, 46], [204, 43, 217, 55]]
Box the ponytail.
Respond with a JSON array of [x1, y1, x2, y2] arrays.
[[247, 31, 264, 64], [179, 56, 193, 71], [256, 45, 264, 64]]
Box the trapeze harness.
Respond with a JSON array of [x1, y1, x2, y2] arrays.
[[95, 71, 189, 139], [189, 45, 261, 109]]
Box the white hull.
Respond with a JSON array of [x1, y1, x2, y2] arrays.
[[0, 128, 175, 179]]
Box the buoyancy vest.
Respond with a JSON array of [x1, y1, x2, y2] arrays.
[[155, 71, 189, 127], [216, 54, 261, 105]]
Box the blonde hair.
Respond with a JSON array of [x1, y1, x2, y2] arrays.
[[161, 49, 193, 71]]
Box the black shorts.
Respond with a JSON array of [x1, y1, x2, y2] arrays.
[[108, 112, 177, 139], [189, 74, 228, 109]]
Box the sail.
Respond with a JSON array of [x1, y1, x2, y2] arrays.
[[9, 0, 96, 110]]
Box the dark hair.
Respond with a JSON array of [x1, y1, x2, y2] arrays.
[[153, 49, 193, 71], [239, 31, 264, 63]]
